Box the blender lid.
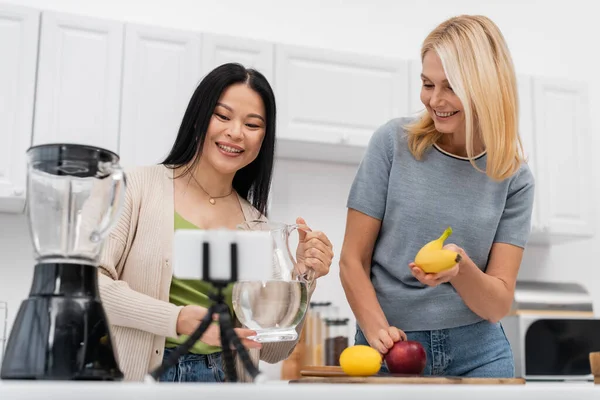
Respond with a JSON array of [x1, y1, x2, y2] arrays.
[[27, 143, 121, 178]]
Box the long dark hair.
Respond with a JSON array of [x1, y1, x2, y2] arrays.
[[162, 63, 276, 216]]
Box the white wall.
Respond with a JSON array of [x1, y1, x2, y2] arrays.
[[1, 0, 599, 379]]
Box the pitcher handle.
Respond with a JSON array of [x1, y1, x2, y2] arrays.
[[300, 268, 316, 289], [90, 166, 127, 243], [287, 223, 316, 289]]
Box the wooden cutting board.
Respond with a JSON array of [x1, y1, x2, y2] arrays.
[[290, 366, 525, 385]]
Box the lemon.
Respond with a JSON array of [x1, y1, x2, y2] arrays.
[[339, 345, 382, 376]]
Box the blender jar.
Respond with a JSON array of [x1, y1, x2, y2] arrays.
[[26, 144, 126, 265]]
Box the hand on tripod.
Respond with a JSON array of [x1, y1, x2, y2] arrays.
[[150, 238, 269, 383], [176, 305, 262, 350], [150, 286, 264, 383]]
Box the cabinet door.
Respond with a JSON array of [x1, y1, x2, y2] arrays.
[[533, 77, 593, 238], [119, 24, 202, 168], [33, 11, 123, 153], [201, 33, 274, 83], [516, 74, 543, 236], [0, 4, 39, 213], [275, 44, 409, 147]]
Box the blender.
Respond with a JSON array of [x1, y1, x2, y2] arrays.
[[0, 143, 126, 380]]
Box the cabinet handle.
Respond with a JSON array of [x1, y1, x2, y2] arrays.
[[13, 188, 24, 197]]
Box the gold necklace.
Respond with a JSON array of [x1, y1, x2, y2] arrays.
[[189, 174, 233, 205]]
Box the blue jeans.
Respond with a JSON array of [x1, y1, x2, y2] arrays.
[[159, 348, 225, 383], [355, 320, 515, 377]]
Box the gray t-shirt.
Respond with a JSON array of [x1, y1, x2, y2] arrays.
[[347, 117, 535, 332]]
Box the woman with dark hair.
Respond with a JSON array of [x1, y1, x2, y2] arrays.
[[97, 63, 334, 383]]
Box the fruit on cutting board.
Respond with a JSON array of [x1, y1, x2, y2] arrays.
[[339, 345, 382, 376], [384, 340, 427, 375], [414, 226, 462, 273]]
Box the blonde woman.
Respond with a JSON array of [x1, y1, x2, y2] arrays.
[[340, 15, 534, 377]]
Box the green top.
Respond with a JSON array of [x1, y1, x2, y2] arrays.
[[164, 212, 234, 354]]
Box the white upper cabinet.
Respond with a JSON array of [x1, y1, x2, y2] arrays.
[[516, 74, 593, 243], [32, 11, 123, 153], [515, 74, 541, 235], [0, 5, 594, 245], [517, 75, 535, 176], [118, 24, 202, 168], [274, 44, 409, 151], [0, 4, 39, 213], [530, 77, 593, 242], [201, 33, 274, 83]]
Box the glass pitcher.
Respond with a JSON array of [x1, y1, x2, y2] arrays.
[[26, 143, 126, 265], [233, 220, 314, 343]]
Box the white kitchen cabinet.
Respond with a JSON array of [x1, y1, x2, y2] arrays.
[[0, 4, 39, 213], [0, 5, 593, 244], [527, 77, 594, 243], [118, 24, 202, 168], [517, 75, 536, 178], [201, 33, 274, 83], [274, 44, 409, 163], [511, 74, 594, 244], [32, 11, 123, 153], [515, 74, 543, 238]]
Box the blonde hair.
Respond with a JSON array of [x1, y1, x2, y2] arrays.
[[405, 15, 525, 181]]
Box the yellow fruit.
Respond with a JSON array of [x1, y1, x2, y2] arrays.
[[414, 227, 462, 273], [339, 345, 382, 376], [415, 249, 462, 273]]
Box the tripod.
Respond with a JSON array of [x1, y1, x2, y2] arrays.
[[150, 242, 262, 383]]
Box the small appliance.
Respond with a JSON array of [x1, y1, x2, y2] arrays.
[[1, 143, 126, 380], [501, 280, 600, 381]]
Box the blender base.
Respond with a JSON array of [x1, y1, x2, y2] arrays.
[[0, 263, 123, 381]]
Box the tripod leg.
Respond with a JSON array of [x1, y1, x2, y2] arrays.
[[218, 309, 261, 380], [150, 304, 218, 381], [218, 308, 238, 383]]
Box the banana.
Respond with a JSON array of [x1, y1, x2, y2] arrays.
[[414, 227, 462, 273], [414, 249, 462, 273]]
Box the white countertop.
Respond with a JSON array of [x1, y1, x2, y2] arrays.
[[0, 380, 597, 400]]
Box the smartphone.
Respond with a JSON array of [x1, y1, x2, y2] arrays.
[[173, 229, 273, 283]]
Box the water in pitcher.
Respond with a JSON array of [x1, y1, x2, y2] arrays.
[[232, 280, 308, 342]]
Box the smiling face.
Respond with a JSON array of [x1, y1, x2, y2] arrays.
[[200, 83, 266, 177], [420, 51, 465, 136]]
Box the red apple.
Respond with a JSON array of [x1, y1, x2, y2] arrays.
[[384, 340, 426, 375]]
